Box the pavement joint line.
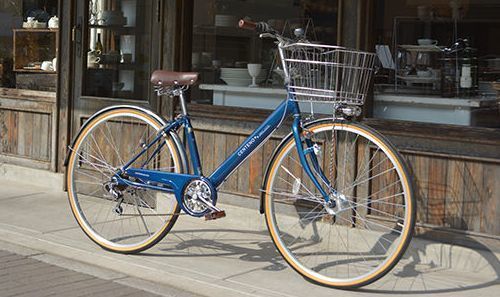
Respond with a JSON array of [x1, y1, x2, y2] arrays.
[[0, 227, 288, 297], [225, 278, 297, 297], [0, 192, 47, 201], [26, 252, 45, 258], [41, 225, 83, 235]]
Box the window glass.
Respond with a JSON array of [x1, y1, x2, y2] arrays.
[[83, 0, 154, 100], [190, 0, 338, 109], [373, 0, 500, 127], [0, 0, 58, 92]]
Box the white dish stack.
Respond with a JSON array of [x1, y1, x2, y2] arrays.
[[220, 68, 267, 87]]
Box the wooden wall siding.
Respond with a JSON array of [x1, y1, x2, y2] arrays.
[[192, 127, 283, 196], [0, 89, 57, 171], [0, 109, 51, 162], [401, 154, 499, 236], [192, 121, 500, 236]]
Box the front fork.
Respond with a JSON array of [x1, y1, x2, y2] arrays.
[[291, 115, 337, 205]]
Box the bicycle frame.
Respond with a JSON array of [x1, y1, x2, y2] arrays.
[[115, 94, 333, 214]]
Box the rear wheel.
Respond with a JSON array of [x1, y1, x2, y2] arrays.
[[263, 120, 415, 288], [66, 107, 183, 253]]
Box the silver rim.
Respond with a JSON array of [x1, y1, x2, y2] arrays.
[[266, 123, 411, 284], [68, 110, 181, 250]]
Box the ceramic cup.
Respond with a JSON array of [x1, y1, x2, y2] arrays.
[[41, 61, 54, 71], [87, 51, 101, 68], [121, 53, 132, 63]]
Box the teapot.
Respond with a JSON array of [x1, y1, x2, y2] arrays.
[[48, 16, 59, 29]]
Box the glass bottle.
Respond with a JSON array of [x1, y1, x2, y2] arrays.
[[95, 33, 103, 54]]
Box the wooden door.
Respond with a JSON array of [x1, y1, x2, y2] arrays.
[[71, 0, 162, 136]]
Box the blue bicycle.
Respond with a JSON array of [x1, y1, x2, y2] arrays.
[[66, 20, 415, 288]]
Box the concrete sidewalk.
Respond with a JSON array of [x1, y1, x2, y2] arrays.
[[0, 177, 498, 297]]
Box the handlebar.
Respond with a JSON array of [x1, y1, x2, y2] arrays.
[[238, 19, 277, 35], [238, 19, 292, 43], [238, 19, 257, 31]]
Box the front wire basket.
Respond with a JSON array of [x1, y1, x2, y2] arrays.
[[280, 42, 377, 106]]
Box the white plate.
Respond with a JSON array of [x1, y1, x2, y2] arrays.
[[221, 77, 266, 86]]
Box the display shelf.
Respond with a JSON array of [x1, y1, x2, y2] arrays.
[[87, 63, 139, 71], [193, 25, 254, 38], [13, 69, 56, 74], [398, 44, 444, 52], [88, 24, 137, 34], [13, 28, 59, 32], [395, 16, 500, 24], [13, 29, 58, 72]]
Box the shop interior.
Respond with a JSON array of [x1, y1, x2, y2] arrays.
[[372, 0, 500, 127], [0, 0, 59, 92]]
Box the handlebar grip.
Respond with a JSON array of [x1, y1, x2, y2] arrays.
[[238, 19, 257, 30]]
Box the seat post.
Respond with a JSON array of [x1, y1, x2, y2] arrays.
[[178, 89, 188, 115]]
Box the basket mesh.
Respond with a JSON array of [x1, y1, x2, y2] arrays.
[[281, 43, 376, 105]]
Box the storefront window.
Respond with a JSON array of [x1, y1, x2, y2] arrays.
[[190, 0, 338, 109], [0, 0, 58, 92], [373, 0, 500, 127]]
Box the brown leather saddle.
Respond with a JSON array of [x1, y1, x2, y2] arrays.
[[151, 70, 199, 86]]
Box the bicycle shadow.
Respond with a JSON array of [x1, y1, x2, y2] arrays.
[[140, 224, 499, 294], [360, 227, 500, 294], [145, 228, 288, 271]]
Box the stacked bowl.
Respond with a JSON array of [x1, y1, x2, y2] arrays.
[[220, 67, 267, 87]]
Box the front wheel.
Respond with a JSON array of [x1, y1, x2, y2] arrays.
[[263, 120, 415, 288]]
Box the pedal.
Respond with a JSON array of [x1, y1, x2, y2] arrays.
[[205, 210, 226, 221]]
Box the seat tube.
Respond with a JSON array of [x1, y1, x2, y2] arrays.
[[291, 115, 330, 202], [177, 89, 202, 175]]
